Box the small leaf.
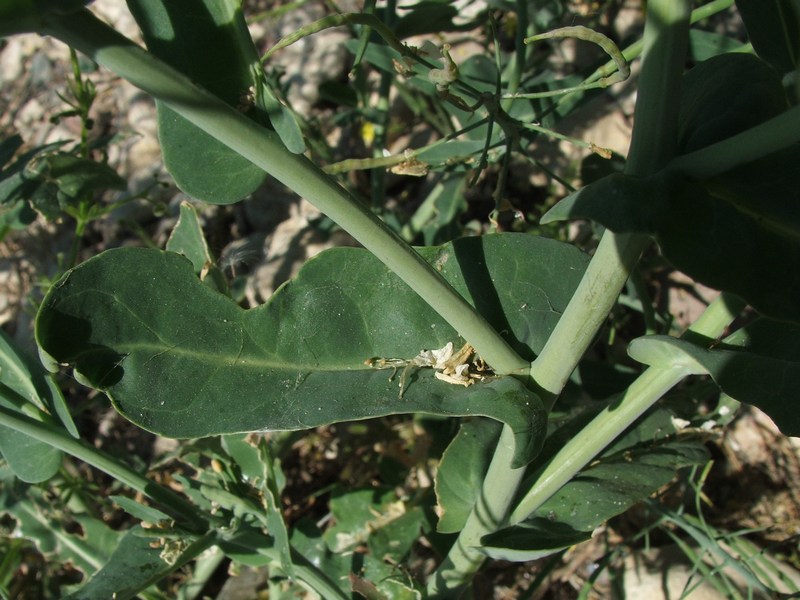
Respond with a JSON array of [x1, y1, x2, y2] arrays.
[[481, 518, 591, 562], [165, 201, 211, 272], [629, 318, 800, 436], [259, 81, 306, 155], [34, 153, 125, 201], [110, 495, 172, 524], [1, 482, 121, 575], [0, 134, 23, 169], [166, 200, 227, 293], [0, 424, 61, 484], [0, 329, 76, 483], [688, 29, 750, 62], [0, 140, 79, 209], [435, 419, 502, 533], [62, 526, 174, 600]]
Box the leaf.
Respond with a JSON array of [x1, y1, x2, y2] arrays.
[[359, 555, 422, 600], [258, 79, 306, 155], [0, 134, 23, 169], [0, 329, 76, 483], [0, 200, 36, 230], [322, 486, 428, 591], [165, 201, 212, 274], [62, 526, 174, 600], [110, 495, 172, 524], [36, 234, 586, 467], [32, 153, 126, 201], [482, 410, 709, 561], [0, 145, 118, 221], [688, 29, 750, 62], [542, 55, 800, 322], [736, 0, 800, 76], [629, 318, 800, 436], [0, 424, 61, 484], [677, 54, 788, 153], [394, 1, 460, 38], [219, 436, 294, 576], [127, 0, 268, 203], [480, 518, 591, 562], [1, 481, 121, 576], [165, 200, 227, 293], [435, 419, 502, 533]]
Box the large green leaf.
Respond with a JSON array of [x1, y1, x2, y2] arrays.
[[481, 409, 709, 561], [736, 0, 800, 76], [629, 318, 800, 436], [126, 0, 268, 203], [36, 234, 587, 467], [543, 54, 800, 322]]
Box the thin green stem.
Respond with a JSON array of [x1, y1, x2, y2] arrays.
[[531, 232, 649, 402], [37, 8, 527, 375], [498, 0, 528, 110], [510, 367, 689, 524], [262, 11, 482, 100], [369, 0, 396, 211], [0, 405, 206, 530]]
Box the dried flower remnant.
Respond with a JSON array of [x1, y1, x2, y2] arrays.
[[365, 341, 495, 397]]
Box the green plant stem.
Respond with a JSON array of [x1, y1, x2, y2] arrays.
[[428, 1, 692, 595], [427, 425, 526, 596], [0, 405, 348, 598], [221, 533, 350, 600], [33, 8, 527, 376], [509, 291, 744, 525], [498, 0, 528, 110], [262, 12, 482, 101], [532, 0, 692, 400], [532, 232, 650, 401], [369, 0, 395, 211], [0, 404, 206, 530]]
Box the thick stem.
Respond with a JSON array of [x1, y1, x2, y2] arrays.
[[426, 425, 526, 597], [428, 1, 693, 595], [38, 9, 527, 375], [531, 0, 692, 401]]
